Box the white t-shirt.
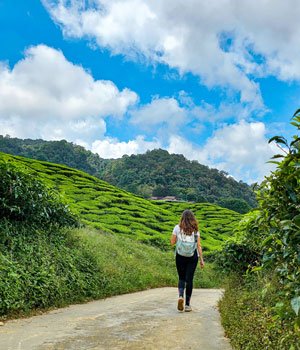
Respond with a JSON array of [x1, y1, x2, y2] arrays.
[[172, 224, 200, 256], [173, 225, 200, 242], [172, 224, 200, 241]]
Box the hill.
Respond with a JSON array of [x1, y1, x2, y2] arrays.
[[100, 149, 257, 212], [0, 151, 242, 252], [0, 135, 108, 177], [0, 136, 256, 213]]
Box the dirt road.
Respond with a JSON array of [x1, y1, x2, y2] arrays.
[[0, 288, 232, 350]]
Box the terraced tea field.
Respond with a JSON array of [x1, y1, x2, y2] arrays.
[[1, 152, 242, 251]]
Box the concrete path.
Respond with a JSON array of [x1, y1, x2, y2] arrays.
[[0, 288, 232, 350]]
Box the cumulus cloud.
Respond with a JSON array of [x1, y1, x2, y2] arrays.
[[201, 121, 278, 183], [130, 97, 188, 131], [0, 44, 137, 141], [129, 92, 264, 138], [167, 121, 278, 183], [91, 135, 161, 158], [43, 0, 300, 111]]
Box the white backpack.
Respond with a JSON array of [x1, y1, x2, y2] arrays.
[[176, 231, 197, 257]]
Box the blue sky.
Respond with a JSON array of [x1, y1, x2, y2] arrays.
[[0, 0, 299, 183]]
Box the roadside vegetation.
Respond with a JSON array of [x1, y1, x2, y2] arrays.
[[217, 110, 300, 349]]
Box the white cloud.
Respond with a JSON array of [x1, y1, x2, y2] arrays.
[[91, 135, 161, 158], [167, 121, 278, 183], [44, 0, 300, 110], [0, 44, 137, 141], [0, 114, 106, 142], [129, 92, 264, 137], [167, 134, 207, 164], [130, 97, 188, 131]]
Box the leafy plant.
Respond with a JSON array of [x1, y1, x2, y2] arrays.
[[255, 110, 300, 317], [219, 274, 300, 350], [219, 110, 300, 324], [0, 161, 78, 228], [215, 240, 261, 273]]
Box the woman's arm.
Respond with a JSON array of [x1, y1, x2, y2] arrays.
[[197, 236, 205, 268], [170, 234, 177, 246]]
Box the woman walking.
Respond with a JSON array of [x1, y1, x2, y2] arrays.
[[170, 209, 205, 312]]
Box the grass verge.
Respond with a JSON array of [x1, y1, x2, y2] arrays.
[[219, 274, 300, 350]]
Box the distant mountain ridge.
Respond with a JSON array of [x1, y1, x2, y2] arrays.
[[0, 135, 256, 213]]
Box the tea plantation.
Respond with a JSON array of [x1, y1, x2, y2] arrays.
[[0, 152, 241, 251]]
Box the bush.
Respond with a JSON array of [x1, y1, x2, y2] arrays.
[[214, 211, 262, 273], [0, 161, 78, 228], [218, 110, 300, 348], [215, 241, 261, 273]]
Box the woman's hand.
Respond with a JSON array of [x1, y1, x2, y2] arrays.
[[199, 258, 205, 269], [170, 234, 177, 246]]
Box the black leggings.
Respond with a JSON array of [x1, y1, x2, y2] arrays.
[[175, 250, 198, 305]]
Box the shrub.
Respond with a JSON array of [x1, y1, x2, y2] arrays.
[[218, 110, 300, 348], [0, 161, 78, 228], [214, 211, 262, 273], [215, 241, 261, 273], [251, 111, 300, 317], [0, 224, 106, 316]]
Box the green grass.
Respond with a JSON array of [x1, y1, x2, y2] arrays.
[[219, 274, 300, 350], [0, 152, 242, 252]]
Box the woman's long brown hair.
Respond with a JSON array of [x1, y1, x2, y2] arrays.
[[179, 209, 198, 235]]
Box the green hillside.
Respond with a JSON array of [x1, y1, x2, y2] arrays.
[[0, 136, 256, 213], [0, 152, 242, 252], [0, 136, 108, 176], [100, 149, 257, 212]]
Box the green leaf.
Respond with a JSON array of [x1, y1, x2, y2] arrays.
[[251, 266, 262, 272], [261, 235, 273, 247], [290, 121, 299, 127], [291, 296, 300, 316], [267, 160, 281, 165], [290, 138, 300, 147], [293, 214, 300, 227], [292, 108, 300, 118], [271, 154, 284, 159], [268, 136, 288, 146]]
